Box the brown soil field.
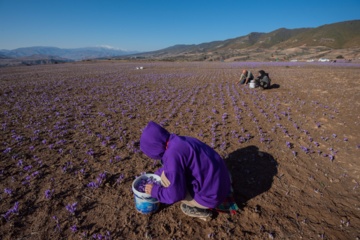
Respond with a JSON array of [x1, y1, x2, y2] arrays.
[[0, 61, 359, 239]]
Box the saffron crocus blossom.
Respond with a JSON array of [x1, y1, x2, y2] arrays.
[[116, 174, 124, 184], [87, 181, 98, 188], [2, 202, 19, 221], [45, 189, 54, 199], [96, 172, 106, 185], [87, 149, 95, 157], [52, 216, 61, 232], [4, 188, 12, 195], [70, 224, 78, 233], [3, 147, 11, 154], [135, 175, 161, 193], [23, 165, 32, 171], [87, 171, 107, 188], [300, 146, 310, 154], [65, 202, 77, 215]]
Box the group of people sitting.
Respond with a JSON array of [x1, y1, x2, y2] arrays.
[[238, 69, 271, 89]]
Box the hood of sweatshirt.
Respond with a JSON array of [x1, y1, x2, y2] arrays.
[[140, 121, 170, 160]]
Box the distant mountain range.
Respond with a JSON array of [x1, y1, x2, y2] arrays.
[[0, 46, 138, 60], [0, 47, 138, 66], [1, 20, 359, 66]]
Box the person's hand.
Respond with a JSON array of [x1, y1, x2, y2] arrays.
[[145, 184, 153, 194]]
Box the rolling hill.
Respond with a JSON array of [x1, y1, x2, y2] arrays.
[[123, 20, 360, 62]]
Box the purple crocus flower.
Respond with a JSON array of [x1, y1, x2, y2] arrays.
[[116, 174, 124, 184], [62, 162, 72, 173], [32, 171, 40, 178], [17, 159, 23, 167], [65, 202, 77, 215], [212, 108, 218, 114], [135, 175, 161, 193], [87, 181, 98, 188], [3, 147, 11, 154], [321, 136, 329, 141], [300, 146, 310, 154], [23, 165, 32, 171], [45, 189, 54, 199], [96, 172, 107, 185], [52, 215, 61, 232], [2, 202, 19, 221], [70, 224, 78, 233], [87, 149, 95, 157], [10, 201, 18, 213], [4, 188, 12, 195]]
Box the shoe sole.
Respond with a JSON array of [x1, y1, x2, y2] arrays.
[[180, 203, 212, 220]]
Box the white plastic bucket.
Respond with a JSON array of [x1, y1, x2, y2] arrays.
[[132, 173, 161, 214], [249, 80, 256, 89]]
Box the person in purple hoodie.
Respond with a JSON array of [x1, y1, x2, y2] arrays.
[[140, 121, 231, 219]]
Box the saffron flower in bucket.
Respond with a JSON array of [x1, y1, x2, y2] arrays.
[[134, 174, 161, 193]]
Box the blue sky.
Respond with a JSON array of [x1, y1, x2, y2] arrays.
[[0, 0, 359, 52]]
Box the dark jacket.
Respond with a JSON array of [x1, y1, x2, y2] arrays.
[[256, 70, 271, 89]]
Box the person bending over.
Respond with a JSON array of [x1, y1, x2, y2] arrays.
[[140, 121, 231, 220], [238, 69, 254, 85]]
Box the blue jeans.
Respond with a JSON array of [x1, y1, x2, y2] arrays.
[[240, 76, 254, 84]]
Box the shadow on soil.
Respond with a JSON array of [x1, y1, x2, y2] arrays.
[[225, 145, 278, 209], [155, 145, 278, 217], [269, 83, 280, 89]]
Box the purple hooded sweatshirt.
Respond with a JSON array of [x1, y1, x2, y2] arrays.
[[140, 121, 231, 208]]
